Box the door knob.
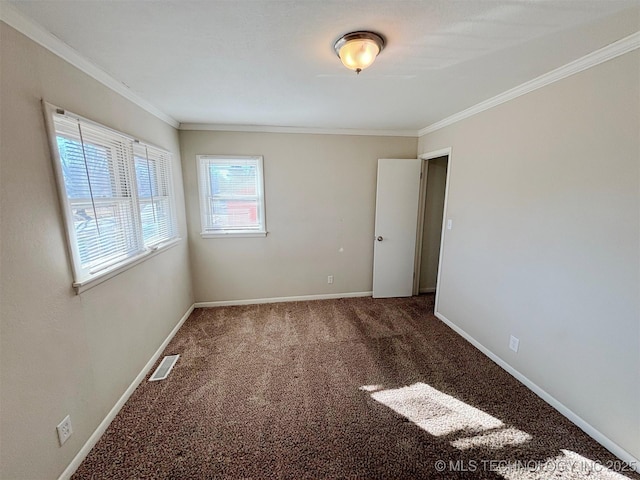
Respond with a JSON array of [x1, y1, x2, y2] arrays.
[[376, 236, 383, 242]]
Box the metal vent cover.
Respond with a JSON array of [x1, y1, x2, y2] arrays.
[[149, 354, 179, 381]]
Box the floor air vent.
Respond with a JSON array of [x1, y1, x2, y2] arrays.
[[149, 354, 180, 381]]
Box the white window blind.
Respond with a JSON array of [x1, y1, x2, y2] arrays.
[[45, 103, 178, 289], [133, 143, 176, 247], [197, 155, 266, 237]]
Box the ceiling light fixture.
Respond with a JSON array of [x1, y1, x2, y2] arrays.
[[334, 31, 385, 74]]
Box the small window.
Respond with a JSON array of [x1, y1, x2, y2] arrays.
[[197, 155, 267, 237], [44, 102, 179, 291]]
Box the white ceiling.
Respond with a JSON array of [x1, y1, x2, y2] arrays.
[[6, 0, 640, 132]]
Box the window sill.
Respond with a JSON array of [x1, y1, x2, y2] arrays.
[[72, 238, 181, 294], [201, 231, 267, 239]]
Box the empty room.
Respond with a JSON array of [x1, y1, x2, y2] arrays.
[[1, 1, 639, 479]]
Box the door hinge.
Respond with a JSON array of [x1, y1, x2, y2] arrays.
[[420, 171, 423, 179]]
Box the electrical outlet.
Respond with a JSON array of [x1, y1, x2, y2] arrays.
[[56, 415, 73, 446], [509, 335, 520, 353], [327, 275, 334, 284]]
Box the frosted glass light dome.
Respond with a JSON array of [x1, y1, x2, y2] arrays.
[[334, 31, 385, 74]]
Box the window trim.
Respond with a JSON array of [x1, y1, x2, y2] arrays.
[[42, 101, 181, 293], [72, 237, 180, 293], [196, 154, 267, 238]]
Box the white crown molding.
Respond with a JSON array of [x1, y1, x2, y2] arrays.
[[418, 31, 640, 137], [0, 1, 179, 129], [180, 123, 419, 137], [5, 0, 636, 139]]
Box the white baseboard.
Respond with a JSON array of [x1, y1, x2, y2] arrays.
[[195, 291, 373, 308], [434, 310, 640, 473], [57, 303, 195, 480], [419, 287, 436, 294]]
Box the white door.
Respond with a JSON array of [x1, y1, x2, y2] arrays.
[[373, 158, 422, 298]]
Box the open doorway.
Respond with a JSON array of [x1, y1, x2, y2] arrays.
[[413, 149, 451, 301]]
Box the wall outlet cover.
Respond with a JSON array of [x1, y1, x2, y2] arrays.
[[509, 335, 520, 353], [56, 415, 73, 446]]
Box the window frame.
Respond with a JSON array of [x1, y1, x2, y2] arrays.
[[196, 154, 267, 238], [43, 101, 180, 293]]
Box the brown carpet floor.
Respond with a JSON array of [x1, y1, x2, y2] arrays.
[[73, 295, 638, 479]]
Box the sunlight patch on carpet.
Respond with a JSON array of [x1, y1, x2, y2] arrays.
[[367, 382, 533, 453], [451, 427, 532, 451], [494, 449, 631, 479], [359, 384, 384, 393], [369, 382, 503, 437]]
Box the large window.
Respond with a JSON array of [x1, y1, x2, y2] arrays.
[[44, 103, 179, 291], [197, 155, 266, 237]]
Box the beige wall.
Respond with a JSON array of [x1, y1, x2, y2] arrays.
[[180, 130, 417, 302], [0, 23, 193, 479], [419, 51, 639, 459], [419, 156, 448, 292], [2, 11, 637, 479]]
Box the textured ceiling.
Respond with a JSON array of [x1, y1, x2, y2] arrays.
[[7, 0, 640, 131]]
